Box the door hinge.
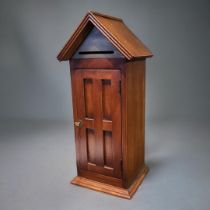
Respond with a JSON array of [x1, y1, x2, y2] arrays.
[[118, 80, 121, 95]]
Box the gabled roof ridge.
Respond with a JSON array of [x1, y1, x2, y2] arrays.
[[89, 11, 123, 22]]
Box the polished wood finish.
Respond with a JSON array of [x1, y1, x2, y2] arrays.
[[57, 11, 153, 61], [71, 58, 124, 69], [72, 67, 122, 180], [57, 11, 152, 199], [78, 169, 123, 187], [70, 58, 148, 196], [71, 165, 148, 199], [122, 60, 146, 188], [91, 12, 152, 59]]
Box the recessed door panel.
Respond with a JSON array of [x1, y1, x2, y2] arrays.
[[74, 69, 122, 178]]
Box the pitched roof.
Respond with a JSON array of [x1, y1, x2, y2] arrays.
[[57, 11, 153, 61]]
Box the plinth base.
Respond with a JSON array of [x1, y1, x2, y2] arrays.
[[71, 165, 148, 199]]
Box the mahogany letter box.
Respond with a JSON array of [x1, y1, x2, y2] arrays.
[[57, 11, 153, 199]]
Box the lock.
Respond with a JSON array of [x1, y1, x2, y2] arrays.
[[74, 120, 83, 128]]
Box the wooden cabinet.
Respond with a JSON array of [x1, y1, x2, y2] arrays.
[[57, 11, 153, 199]]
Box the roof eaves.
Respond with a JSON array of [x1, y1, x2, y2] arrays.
[[57, 11, 151, 61], [57, 13, 90, 61]]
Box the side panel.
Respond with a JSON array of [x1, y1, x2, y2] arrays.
[[122, 60, 146, 188]]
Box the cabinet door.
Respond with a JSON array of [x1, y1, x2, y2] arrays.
[[73, 69, 122, 178]]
